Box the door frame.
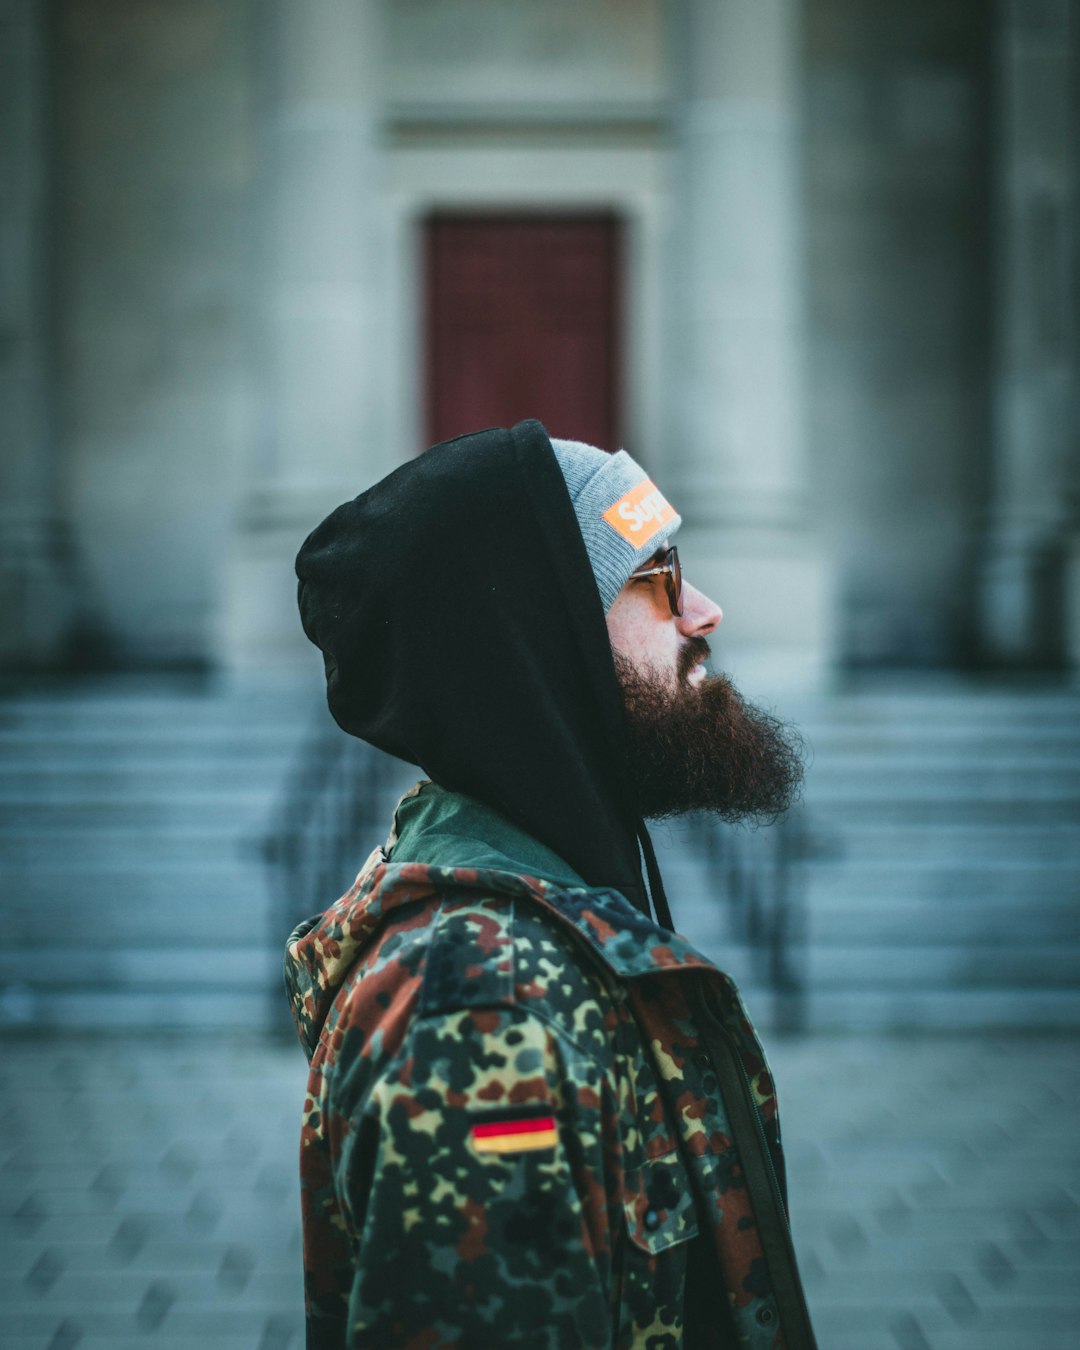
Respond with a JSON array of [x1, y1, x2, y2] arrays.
[[383, 135, 670, 471]]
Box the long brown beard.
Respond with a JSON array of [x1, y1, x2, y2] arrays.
[[612, 639, 805, 823]]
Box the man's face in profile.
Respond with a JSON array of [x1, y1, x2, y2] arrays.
[[606, 547, 804, 822]]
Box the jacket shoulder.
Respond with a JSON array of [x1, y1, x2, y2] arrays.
[[418, 886, 618, 1061], [416, 892, 516, 1016]]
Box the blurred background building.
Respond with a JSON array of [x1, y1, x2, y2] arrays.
[[4, 0, 1077, 685]]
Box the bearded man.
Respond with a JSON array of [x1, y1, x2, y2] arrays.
[[287, 421, 817, 1350]]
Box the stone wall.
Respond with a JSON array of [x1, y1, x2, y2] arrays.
[[804, 0, 994, 665], [54, 0, 256, 665]]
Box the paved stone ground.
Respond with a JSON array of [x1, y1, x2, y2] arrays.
[[1, 1032, 1078, 1350]]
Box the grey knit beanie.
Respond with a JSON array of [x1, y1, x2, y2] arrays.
[[550, 438, 682, 612]]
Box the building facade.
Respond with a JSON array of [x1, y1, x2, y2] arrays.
[[2, 0, 1077, 686]]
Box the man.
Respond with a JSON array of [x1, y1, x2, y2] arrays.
[[287, 420, 817, 1349]]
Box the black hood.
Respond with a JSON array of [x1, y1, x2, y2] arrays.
[[295, 419, 654, 915]]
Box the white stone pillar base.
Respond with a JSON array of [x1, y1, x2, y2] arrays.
[[978, 527, 1070, 667], [0, 511, 74, 668], [216, 484, 356, 673], [1066, 536, 1080, 673]]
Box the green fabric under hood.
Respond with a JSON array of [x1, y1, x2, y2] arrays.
[[387, 780, 587, 889]]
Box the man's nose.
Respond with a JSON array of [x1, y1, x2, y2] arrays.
[[678, 582, 722, 636]]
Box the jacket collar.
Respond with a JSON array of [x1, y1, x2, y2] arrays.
[[285, 782, 720, 1059], [381, 780, 718, 981]]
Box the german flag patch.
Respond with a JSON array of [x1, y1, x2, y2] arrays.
[[469, 1111, 558, 1155]]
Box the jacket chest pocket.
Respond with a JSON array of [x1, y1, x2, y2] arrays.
[[623, 1147, 700, 1253], [616, 1147, 701, 1347]]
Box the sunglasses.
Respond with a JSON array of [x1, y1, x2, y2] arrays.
[[628, 544, 683, 617]]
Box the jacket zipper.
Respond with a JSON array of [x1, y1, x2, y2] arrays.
[[716, 1020, 788, 1225], [686, 973, 818, 1350]]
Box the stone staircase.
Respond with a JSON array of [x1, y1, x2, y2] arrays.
[[795, 684, 1080, 1028], [665, 679, 1080, 1030], [1, 674, 1078, 1033], [0, 675, 323, 1036]]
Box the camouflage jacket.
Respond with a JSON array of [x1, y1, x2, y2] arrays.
[[285, 782, 816, 1350]]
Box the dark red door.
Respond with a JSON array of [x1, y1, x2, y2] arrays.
[[425, 214, 622, 450]]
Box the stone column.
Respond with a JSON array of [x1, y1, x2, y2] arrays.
[[220, 0, 387, 671], [664, 0, 834, 690], [0, 0, 73, 667], [978, 0, 1079, 668]]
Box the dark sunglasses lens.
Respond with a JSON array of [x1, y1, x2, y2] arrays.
[[669, 547, 682, 616]]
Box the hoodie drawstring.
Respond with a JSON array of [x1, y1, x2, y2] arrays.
[[636, 820, 675, 932]]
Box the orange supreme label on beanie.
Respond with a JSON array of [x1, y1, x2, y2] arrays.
[[602, 479, 677, 546]]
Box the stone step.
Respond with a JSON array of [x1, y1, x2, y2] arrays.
[[799, 803, 1080, 831], [800, 858, 1080, 891], [3, 880, 278, 923], [7, 762, 1080, 805], [786, 688, 1080, 716], [684, 921, 1080, 986], [0, 841, 372, 889], [0, 984, 280, 1033], [0, 823, 395, 866], [0, 833, 253, 866], [1, 918, 295, 956], [0, 801, 283, 833], [793, 986, 1080, 1031], [0, 681, 316, 714], [0, 859, 346, 895], [692, 908, 1080, 956], [0, 947, 279, 990], [0, 757, 416, 798], [799, 876, 1080, 919], [0, 868, 347, 947], [803, 904, 1080, 944], [798, 726, 1080, 750], [0, 761, 321, 791], [803, 767, 1080, 795], [796, 822, 1080, 864], [798, 944, 1080, 988], [0, 728, 316, 757]]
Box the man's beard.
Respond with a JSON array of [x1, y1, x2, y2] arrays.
[[612, 637, 805, 824]]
